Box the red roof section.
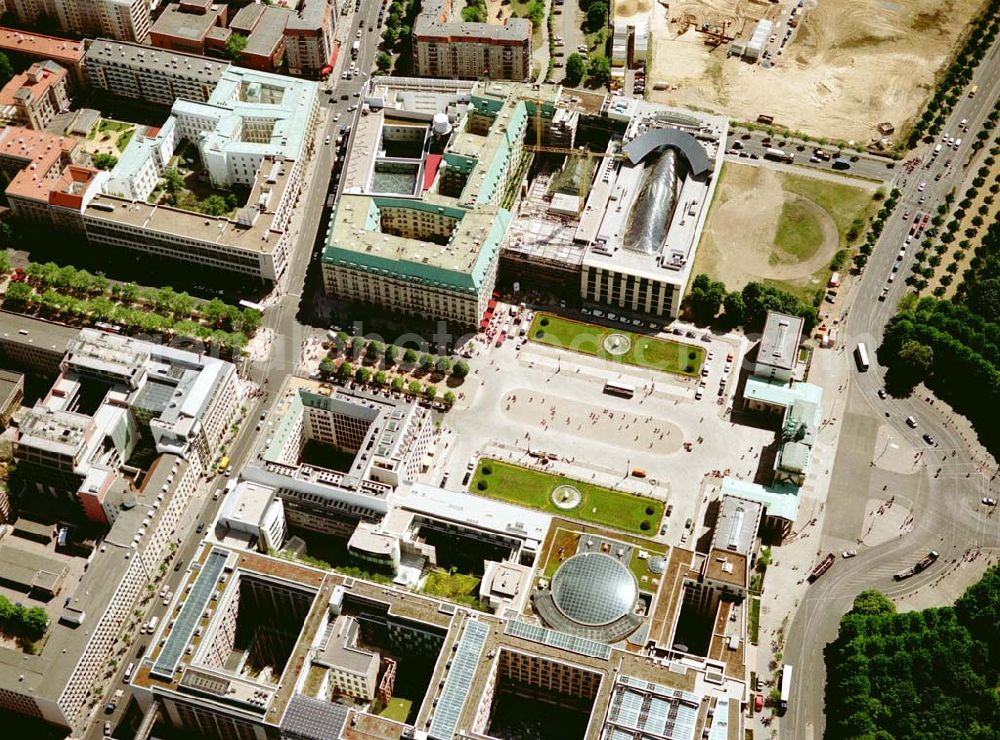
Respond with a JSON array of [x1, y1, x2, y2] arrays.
[[423, 154, 442, 192]]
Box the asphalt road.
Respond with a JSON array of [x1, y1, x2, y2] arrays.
[[726, 126, 898, 183], [89, 7, 390, 739], [779, 33, 1000, 740]]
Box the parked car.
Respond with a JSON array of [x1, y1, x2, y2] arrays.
[[982, 497, 997, 506], [842, 550, 858, 558]]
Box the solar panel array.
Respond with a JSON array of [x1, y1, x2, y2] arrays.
[[280, 695, 349, 740], [504, 619, 612, 660], [603, 676, 702, 740], [428, 620, 489, 740], [151, 549, 228, 680]]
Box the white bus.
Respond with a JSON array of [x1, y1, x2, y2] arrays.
[[780, 664, 793, 711], [854, 342, 870, 371], [238, 299, 264, 313], [603, 379, 635, 399]]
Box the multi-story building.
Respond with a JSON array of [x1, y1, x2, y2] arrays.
[[85, 39, 230, 107], [322, 79, 524, 327], [283, 0, 336, 77], [130, 541, 745, 740], [577, 97, 728, 319], [228, 2, 289, 73], [413, 0, 531, 81], [7, 0, 150, 42], [241, 377, 432, 537], [313, 615, 381, 700], [0, 61, 70, 130], [102, 119, 177, 202], [0, 311, 79, 375], [0, 368, 24, 429], [753, 310, 804, 384], [148, 0, 230, 56], [0, 27, 86, 87], [13, 328, 240, 522]]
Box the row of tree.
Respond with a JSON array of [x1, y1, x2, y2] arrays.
[[18, 262, 260, 333], [320, 360, 457, 407], [326, 332, 470, 378], [905, 0, 1000, 147], [825, 566, 1000, 737], [685, 274, 818, 332], [0, 595, 48, 643], [852, 188, 901, 271], [565, 53, 610, 87]]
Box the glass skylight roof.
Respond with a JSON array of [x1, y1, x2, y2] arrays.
[[551, 552, 638, 626]]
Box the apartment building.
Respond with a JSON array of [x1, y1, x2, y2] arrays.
[[0, 60, 70, 130], [0, 27, 86, 87], [313, 615, 381, 700], [85, 39, 230, 106], [7, 0, 150, 42], [413, 0, 531, 81], [283, 0, 336, 76]]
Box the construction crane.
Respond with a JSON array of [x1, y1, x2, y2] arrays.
[[517, 91, 627, 216]]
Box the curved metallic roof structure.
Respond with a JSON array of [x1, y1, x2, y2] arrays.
[[551, 552, 638, 627], [624, 128, 711, 176]]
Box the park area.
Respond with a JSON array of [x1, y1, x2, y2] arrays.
[[646, 0, 984, 142], [528, 312, 703, 376], [470, 459, 664, 535], [694, 163, 875, 300]]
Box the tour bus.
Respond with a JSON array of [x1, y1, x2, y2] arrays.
[[603, 379, 635, 399], [854, 342, 870, 371], [123, 662, 135, 681], [780, 664, 794, 712]]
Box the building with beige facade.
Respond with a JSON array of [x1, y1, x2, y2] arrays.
[[0, 61, 70, 130], [413, 0, 531, 81], [7, 0, 150, 43], [283, 0, 336, 76]]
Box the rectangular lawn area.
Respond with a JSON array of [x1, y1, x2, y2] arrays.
[[528, 313, 703, 376], [470, 459, 663, 535]]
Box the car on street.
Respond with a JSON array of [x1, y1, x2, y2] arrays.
[[196, 522, 205, 534], [104, 721, 112, 736], [879, 287, 889, 301], [906, 416, 918, 428], [878, 389, 887, 399], [923, 433, 936, 446], [917, 182, 927, 191], [842, 550, 857, 558], [695, 388, 703, 399], [324, 135, 330, 145], [983, 497, 997, 506]]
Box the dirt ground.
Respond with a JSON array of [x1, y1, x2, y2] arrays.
[[695, 163, 843, 291], [647, 0, 987, 142], [487, 0, 512, 24]]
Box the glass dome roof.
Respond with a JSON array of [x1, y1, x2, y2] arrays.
[[551, 552, 638, 627]]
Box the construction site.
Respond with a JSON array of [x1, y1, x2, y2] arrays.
[[644, 0, 987, 142]]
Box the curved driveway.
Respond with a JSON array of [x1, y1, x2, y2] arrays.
[[780, 33, 1000, 740]]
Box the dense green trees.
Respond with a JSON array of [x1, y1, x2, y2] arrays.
[[565, 53, 586, 86], [586, 2, 608, 31], [225, 33, 248, 62], [587, 56, 611, 86], [826, 569, 1000, 738], [686, 274, 817, 331], [0, 596, 48, 642]]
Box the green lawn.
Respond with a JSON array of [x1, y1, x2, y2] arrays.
[[779, 172, 875, 249], [750, 596, 761, 644], [471, 459, 663, 534], [773, 200, 824, 262], [379, 697, 412, 723], [421, 570, 485, 611], [529, 313, 703, 376]]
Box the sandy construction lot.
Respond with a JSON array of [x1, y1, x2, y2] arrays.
[[647, 0, 986, 142]]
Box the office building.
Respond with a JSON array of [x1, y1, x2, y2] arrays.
[[241, 377, 432, 537], [149, 0, 230, 56], [0, 61, 70, 130], [85, 39, 230, 106], [0, 368, 23, 428], [228, 2, 289, 72], [283, 0, 336, 77], [7, 0, 150, 43], [577, 97, 727, 319], [413, 0, 531, 81], [13, 328, 239, 523], [753, 311, 805, 383], [0, 311, 79, 376], [131, 542, 743, 740]]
